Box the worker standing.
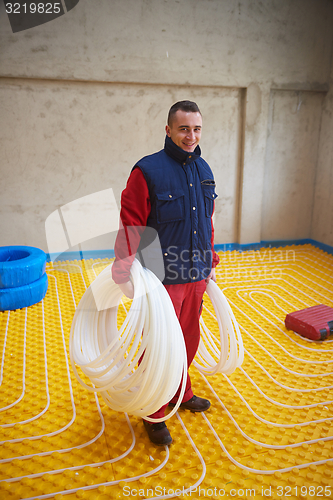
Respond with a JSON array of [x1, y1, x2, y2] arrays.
[[112, 100, 219, 445]]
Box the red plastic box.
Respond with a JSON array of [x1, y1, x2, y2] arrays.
[[285, 304, 333, 341]]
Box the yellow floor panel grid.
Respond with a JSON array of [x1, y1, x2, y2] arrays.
[[0, 244, 333, 500]]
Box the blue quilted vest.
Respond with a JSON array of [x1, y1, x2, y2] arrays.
[[135, 136, 218, 285]]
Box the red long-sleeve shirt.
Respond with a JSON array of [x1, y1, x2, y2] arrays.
[[112, 167, 219, 284]]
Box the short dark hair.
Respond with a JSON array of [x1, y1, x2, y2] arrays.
[[167, 100, 201, 126]]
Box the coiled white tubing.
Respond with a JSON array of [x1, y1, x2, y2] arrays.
[[70, 259, 187, 423], [70, 259, 243, 423], [195, 279, 244, 375]]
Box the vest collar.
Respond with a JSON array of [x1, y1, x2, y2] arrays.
[[164, 135, 201, 165]]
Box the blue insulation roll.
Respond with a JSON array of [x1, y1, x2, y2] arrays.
[[0, 246, 47, 289], [0, 273, 48, 311]]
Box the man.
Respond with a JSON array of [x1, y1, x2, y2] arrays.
[[112, 100, 219, 445]]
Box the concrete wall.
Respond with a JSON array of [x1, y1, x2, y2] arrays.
[[1, 0, 333, 253], [261, 90, 324, 241], [311, 55, 333, 247], [0, 81, 241, 251]]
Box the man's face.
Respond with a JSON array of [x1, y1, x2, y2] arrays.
[[165, 110, 202, 153]]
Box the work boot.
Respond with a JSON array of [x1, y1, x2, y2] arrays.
[[143, 420, 173, 446], [169, 395, 211, 412]]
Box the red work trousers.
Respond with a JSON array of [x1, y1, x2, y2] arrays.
[[146, 279, 207, 420]]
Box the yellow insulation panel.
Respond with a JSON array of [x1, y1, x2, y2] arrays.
[[0, 244, 332, 500]]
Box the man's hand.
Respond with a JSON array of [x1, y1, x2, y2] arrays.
[[205, 267, 216, 284], [118, 280, 134, 299]]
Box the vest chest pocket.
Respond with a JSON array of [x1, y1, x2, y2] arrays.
[[156, 190, 185, 224], [202, 183, 218, 217]]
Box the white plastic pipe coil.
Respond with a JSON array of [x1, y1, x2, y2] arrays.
[[70, 259, 243, 422], [196, 280, 244, 375]]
